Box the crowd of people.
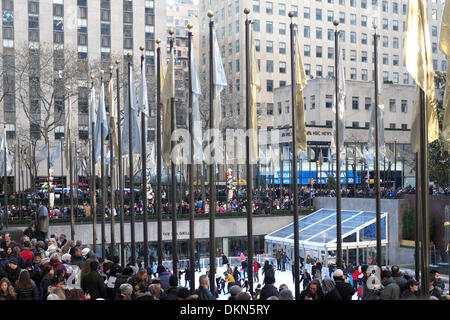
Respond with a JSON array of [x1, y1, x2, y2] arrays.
[[0, 229, 448, 301]]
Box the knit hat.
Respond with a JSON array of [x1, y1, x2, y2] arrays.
[[81, 248, 90, 257], [61, 253, 71, 263], [333, 269, 344, 279], [120, 283, 133, 295], [8, 257, 18, 265], [279, 289, 294, 300]]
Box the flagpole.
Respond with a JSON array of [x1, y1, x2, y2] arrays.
[[126, 53, 136, 266], [334, 20, 343, 269], [3, 126, 7, 229], [187, 23, 196, 293], [66, 88, 75, 240], [418, 87, 430, 295], [156, 39, 163, 266], [168, 29, 178, 277], [115, 60, 125, 266], [353, 145, 357, 195], [109, 65, 116, 256], [207, 11, 217, 293], [139, 46, 149, 268], [99, 71, 107, 259], [288, 11, 300, 298], [90, 75, 97, 254], [415, 152, 420, 281], [393, 139, 397, 190], [373, 24, 382, 268], [60, 138, 64, 221], [17, 141, 21, 216]]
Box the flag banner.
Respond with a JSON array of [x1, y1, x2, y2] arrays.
[[36, 144, 48, 164], [212, 29, 228, 129], [0, 127, 8, 173], [139, 57, 150, 117], [89, 86, 96, 138], [331, 35, 346, 161], [94, 81, 108, 163], [161, 50, 175, 170], [404, 0, 439, 152], [294, 33, 308, 156], [109, 75, 119, 161], [64, 95, 72, 169], [249, 31, 260, 163], [191, 39, 204, 163], [50, 143, 61, 168], [440, 0, 450, 150], [122, 65, 142, 156], [149, 144, 156, 175]]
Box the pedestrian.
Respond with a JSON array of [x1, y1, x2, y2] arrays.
[[156, 265, 170, 291], [299, 279, 323, 300], [194, 275, 215, 300], [14, 269, 39, 300], [391, 265, 407, 292], [300, 269, 311, 290], [221, 253, 229, 266], [253, 260, 260, 283], [5, 257, 22, 286], [333, 269, 355, 300], [275, 249, 282, 271], [229, 285, 241, 300], [80, 260, 106, 300], [195, 250, 201, 272], [119, 283, 133, 300], [322, 278, 342, 300], [380, 270, 400, 300], [0, 277, 16, 300], [401, 279, 420, 300], [113, 267, 133, 300], [279, 288, 294, 300], [258, 275, 278, 300], [261, 259, 275, 285], [352, 266, 362, 291]]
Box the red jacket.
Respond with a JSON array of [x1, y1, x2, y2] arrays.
[[43, 257, 71, 278], [352, 270, 362, 281], [20, 250, 34, 263], [253, 261, 260, 272]]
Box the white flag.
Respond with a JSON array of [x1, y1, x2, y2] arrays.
[[36, 144, 49, 164], [94, 81, 108, 163], [50, 143, 61, 168], [191, 39, 204, 163], [122, 65, 142, 155], [212, 29, 228, 129], [331, 36, 346, 160], [89, 86, 96, 138], [0, 127, 8, 173], [139, 58, 150, 117]]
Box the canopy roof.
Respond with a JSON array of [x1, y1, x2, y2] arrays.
[[265, 209, 388, 250]]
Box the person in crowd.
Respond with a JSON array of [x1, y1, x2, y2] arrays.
[[259, 275, 278, 300], [391, 265, 407, 292], [113, 267, 133, 300], [261, 259, 275, 285], [156, 265, 170, 291], [333, 269, 355, 300], [279, 288, 294, 300], [322, 278, 342, 300], [300, 269, 311, 290], [228, 285, 241, 301], [0, 277, 16, 300], [5, 258, 22, 286], [299, 279, 323, 300], [14, 269, 39, 300], [80, 260, 106, 300], [401, 278, 420, 300], [194, 275, 215, 300], [380, 270, 401, 300]]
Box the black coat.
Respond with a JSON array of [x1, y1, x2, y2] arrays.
[[40, 274, 53, 299], [334, 279, 355, 300], [81, 271, 106, 300], [323, 287, 342, 300], [259, 284, 279, 300], [222, 255, 229, 265], [6, 266, 22, 286], [194, 287, 215, 300], [15, 284, 39, 300]]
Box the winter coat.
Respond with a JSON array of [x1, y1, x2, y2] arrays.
[[401, 289, 419, 300], [15, 283, 39, 300], [334, 279, 355, 300], [70, 255, 85, 269], [158, 271, 171, 291], [40, 274, 54, 299], [194, 286, 215, 300], [323, 287, 343, 300], [262, 264, 275, 279], [392, 273, 407, 292], [80, 270, 106, 300], [380, 278, 400, 300], [222, 255, 229, 265], [259, 284, 279, 300], [6, 265, 22, 285], [113, 274, 131, 300], [43, 257, 71, 278], [298, 285, 323, 300]]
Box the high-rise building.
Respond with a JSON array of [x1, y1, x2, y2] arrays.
[[0, 0, 166, 185]]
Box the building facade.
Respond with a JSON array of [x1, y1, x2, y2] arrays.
[[0, 0, 166, 188]]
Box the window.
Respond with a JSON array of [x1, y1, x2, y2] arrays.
[[328, 66, 334, 77], [266, 60, 273, 72], [279, 23, 286, 35], [382, 36, 388, 47], [311, 95, 316, 109], [266, 41, 273, 53], [267, 80, 273, 92], [350, 14, 356, 25], [382, 1, 388, 12], [279, 3, 286, 15], [350, 68, 357, 80], [304, 45, 311, 57], [253, 0, 260, 12], [431, 26, 438, 37], [350, 50, 357, 62], [316, 65, 322, 77], [361, 15, 367, 27], [285, 101, 290, 113], [361, 33, 367, 45], [279, 42, 286, 54], [316, 8, 322, 20], [304, 7, 310, 19], [253, 19, 260, 32], [291, 5, 298, 17], [28, 14, 39, 29], [389, 123, 396, 129], [328, 29, 334, 41], [350, 32, 356, 43], [326, 95, 333, 108], [401, 100, 408, 113], [327, 10, 333, 22], [393, 72, 399, 83], [255, 39, 260, 51], [389, 99, 396, 112], [392, 2, 398, 14], [383, 54, 388, 65], [393, 37, 399, 49], [266, 2, 273, 14], [365, 97, 371, 110], [362, 0, 367, 8], [352, 122, 359, 128], [316, 46, 322, 58], [267, 103, 273, 115], [401, 124, 407, 129], [328, 47, 334, 59], [361, 51, 368, 63], [316, 27, 322, 39], [326, 120, 333, 127], [393, 55, 399, 66], [339, 12, 345, 24], [305, 64, 311, 75], [236, 39, 240, 52], [383, 71, 389, 81], [352, 97, 359, 109], [432, 42, 438, 54], [278, 102, 282, 114], [266, 21, 273, 33], [279, 61, 286, 73], [382, 18, 388, 30], [403, 73, 409, 84], [304, 26, 310, 38], [236, 59, 240, 72], [280, 80, 286, 87], [362, 69, 368, 80]]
